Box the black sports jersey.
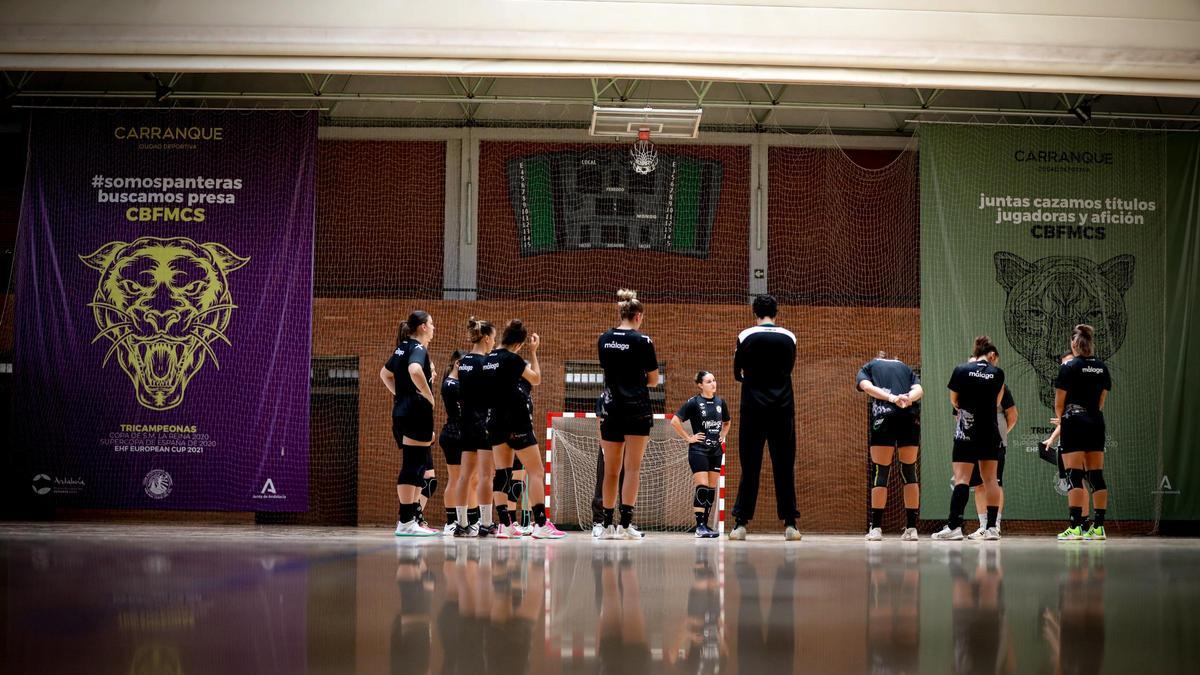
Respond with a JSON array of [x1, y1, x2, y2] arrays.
[[947, 360, 1005, 446], [441, 376, 462, 422], [734, 323, 796, 408], [676, 395, 730, 452], [484, 348, 529, 412], [856, 358, 920, 422], [457, 352, 490, 413], [1054, 357, 1112, 414], [385, 338, 431, 404], [597, 328, 658, 405]]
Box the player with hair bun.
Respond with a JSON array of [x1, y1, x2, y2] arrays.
[[1055, 324, 1113, 541], [597, 289, 660, 540], [671, 370, 731, 539], [452, 316, 495, 536], [485, 319, 564, 539]]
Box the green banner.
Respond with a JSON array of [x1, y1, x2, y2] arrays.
[[920, 125, 1165, 520], [1163, 134, 1200, 521]]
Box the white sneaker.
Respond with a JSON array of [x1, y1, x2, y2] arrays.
[[617, 525, 644, 540], [395, 519, 438, 537], [443, 522, 458, 536], [592, 523, 605, 538], [784, 526, 803, 541], [900, 528, 919, 541], [931, 526, 964, 541], [508, 523, 525, 538], [466, 522, 480, 538], [967, 526, 987, 541], [727, 525, 747, 541], [983, 527, 1001, 541], [865, 527, 883, 541], [601, 524, 619, 540], [519, 524, 534, 537]]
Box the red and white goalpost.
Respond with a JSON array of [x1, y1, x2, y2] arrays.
[[545, 411, 726, 533]]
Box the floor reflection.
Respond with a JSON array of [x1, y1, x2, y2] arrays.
[[3, 527, 1199, 674], [868, 547, 920, 675], [949, 548, 1013, 674], [1045, 548, 1106, 675]]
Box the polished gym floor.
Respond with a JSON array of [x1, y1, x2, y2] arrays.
[[2, 524, 1197, 674]]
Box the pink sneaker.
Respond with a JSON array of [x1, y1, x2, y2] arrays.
[[495, 525, 511, 539], [532, 521, 566, 539], [507, 523, 524, 538]]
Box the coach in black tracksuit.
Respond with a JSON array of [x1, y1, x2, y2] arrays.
[[730, 295, 800, 539]]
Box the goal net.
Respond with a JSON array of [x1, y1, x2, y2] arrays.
[[546, 412, 726, 532]]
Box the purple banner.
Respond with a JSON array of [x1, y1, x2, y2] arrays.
[[14, 111, 314, 511]]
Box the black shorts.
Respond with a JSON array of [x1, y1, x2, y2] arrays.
[[600, 398, 652, 442], [392, 395, 434, 444], [459, 409, 490, 451], [869, 414, 920, 448], [600, 401, 653, 442], [969, 446, 1006, 487], [440, 418, 467, 464], [1060, 412, 1106, 453], [487, 406, 538, 450], [952, 439, 999, 464], [688, 448, 722, 474], [513, 455, 525, 472]]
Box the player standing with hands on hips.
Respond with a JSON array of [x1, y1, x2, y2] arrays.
[[380, 310, 439, 537], [728, 294, 802, 541], [671, 371, 731, 538]]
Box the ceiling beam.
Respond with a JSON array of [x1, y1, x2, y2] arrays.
[[10, 88, 1200, 125]]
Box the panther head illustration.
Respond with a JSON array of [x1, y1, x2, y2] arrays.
[[80, 236, 249, 411], [994, 251, 1133, 409]]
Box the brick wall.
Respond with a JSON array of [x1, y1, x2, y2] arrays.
[[315, 297, 918, 532]]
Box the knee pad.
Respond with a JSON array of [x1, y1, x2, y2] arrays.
[[421, 476, 438, 500], [1087, 469, 1107, 492], [508, 476, 525, 503], [1068, 468, 1086, 491], [900, 462, 918, 485], [398, 445, 426, 487], [492, 468, 509, 494], [871, 462, 891, 489], [694, 485, 714, 509]]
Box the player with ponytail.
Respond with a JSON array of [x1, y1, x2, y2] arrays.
[[933, 336, 1005, 541], [380, 311, 439, 537], [671, 371, 730, 538]]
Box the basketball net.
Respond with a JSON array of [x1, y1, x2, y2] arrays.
[[630, 128, 659, 174]]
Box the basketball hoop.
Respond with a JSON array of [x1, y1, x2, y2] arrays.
[[630, 128, 659, 175]]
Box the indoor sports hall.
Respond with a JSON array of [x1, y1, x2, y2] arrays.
[[1, 2, 1199, 673]]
